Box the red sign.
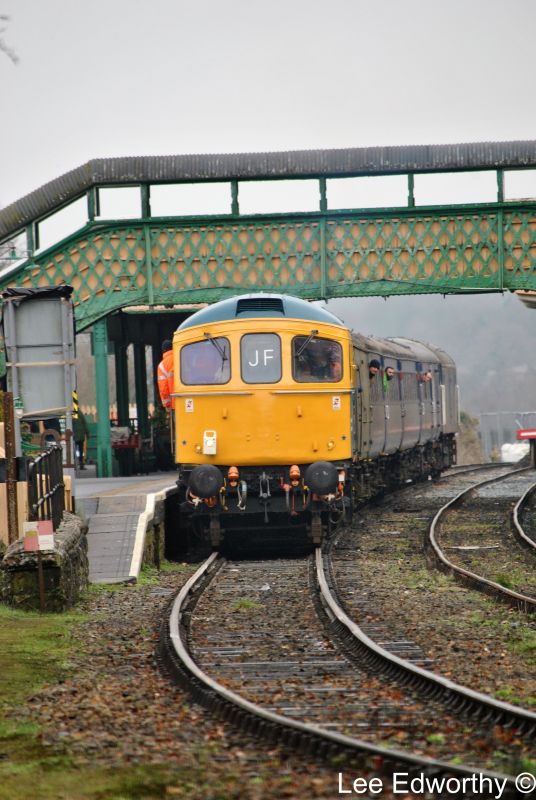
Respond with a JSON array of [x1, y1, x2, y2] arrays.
[[517, 429, 536, 440]]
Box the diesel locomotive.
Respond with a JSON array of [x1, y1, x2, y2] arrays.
[[171, 293, 458, 546]]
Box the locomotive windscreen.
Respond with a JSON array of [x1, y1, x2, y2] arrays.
[[240, 333, 282, 383]]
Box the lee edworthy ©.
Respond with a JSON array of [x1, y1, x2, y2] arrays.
[[337, 772, 514, 798]]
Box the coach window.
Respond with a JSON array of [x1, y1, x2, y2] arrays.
[[180, 338, 231, 385], [241, 333, 281, 383], [293, 336, 343, 382]]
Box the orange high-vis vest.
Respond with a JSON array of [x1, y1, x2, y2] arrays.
[[157, 349, 174, 409]]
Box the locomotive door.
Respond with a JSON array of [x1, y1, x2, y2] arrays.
[[368, 352, 386, 456], [352, 349, 368, 458]]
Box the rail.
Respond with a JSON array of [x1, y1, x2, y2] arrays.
[[27, 444, 65, 530], [512, 480, 536, 552]]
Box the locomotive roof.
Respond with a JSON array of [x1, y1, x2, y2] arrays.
[[177, 293, 345, 330]]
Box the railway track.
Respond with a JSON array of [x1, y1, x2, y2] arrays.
[[159, 552, 535, 798], [157, 463, 536, 797], [429, 468, 536, 612]]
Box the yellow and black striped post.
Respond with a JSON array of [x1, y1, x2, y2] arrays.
[[72, 389, 79, 420]]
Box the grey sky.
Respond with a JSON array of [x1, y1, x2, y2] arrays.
[[1, 0, 536, 205]]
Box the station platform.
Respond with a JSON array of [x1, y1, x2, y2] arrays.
[[75, 468, 178, 584]]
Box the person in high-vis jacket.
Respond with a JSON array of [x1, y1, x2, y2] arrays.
[[157, 339, 174, 410]]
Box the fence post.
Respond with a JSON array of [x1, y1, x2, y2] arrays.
[[3, 391, 19, 544]]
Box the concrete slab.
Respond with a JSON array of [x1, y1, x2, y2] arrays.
[[76, 471, 178, 584], [88, 515, 140, 534], [97, 496, 148, 515]]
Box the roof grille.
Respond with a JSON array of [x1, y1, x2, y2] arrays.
[[236, 298, 285, 315]]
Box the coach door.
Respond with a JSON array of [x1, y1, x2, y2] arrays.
[[400, 361, 419, 449], [368, 353, 386, 456], [431, 365, 441, 440], [417, 364, 434, 444], [384, 358, 403, 452]]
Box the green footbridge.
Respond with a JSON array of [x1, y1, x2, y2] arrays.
[[1, 140, 536, 475]]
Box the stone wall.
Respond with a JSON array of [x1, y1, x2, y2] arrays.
[[0, 512, 88, 611]]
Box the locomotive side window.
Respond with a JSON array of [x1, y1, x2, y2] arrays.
[[292, 337, 342, 382], [180, 338, 231, 385], [241, 333, 281, 383]]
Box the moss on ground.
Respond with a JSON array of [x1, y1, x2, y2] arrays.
[[0, 760, 231, 800], [0, 605, 84, 708]]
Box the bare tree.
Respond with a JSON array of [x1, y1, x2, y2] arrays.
[[0, 15, 18, 64]]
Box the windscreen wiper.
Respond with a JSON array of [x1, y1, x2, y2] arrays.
[[204, 332, 228, 362], [296, 329, 318, 358]]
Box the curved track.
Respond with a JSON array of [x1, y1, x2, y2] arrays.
[[428, 468, 536, 612]]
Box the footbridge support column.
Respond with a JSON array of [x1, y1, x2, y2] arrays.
[[92, 318, 112, 477]]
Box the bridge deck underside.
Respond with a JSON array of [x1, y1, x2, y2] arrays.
[[2, 207, 536, 328]]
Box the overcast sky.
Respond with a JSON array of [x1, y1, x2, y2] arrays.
[[1, 0, 536, 205]]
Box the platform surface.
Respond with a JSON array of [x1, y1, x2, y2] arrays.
[[74, 469, 177, 583]]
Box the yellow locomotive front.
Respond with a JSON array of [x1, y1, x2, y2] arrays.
[[172, 294, 354, 546]]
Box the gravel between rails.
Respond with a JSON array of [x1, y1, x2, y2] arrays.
[[8, 465, 534, 799]]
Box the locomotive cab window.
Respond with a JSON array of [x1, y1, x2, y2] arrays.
[[180, 338, 231, 385], [241, 333, 282, 383], [292, 336, 342, 382]]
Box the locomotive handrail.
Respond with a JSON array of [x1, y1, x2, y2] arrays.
[[269, 388, 354, 394], [171, 391, 254, 397]]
